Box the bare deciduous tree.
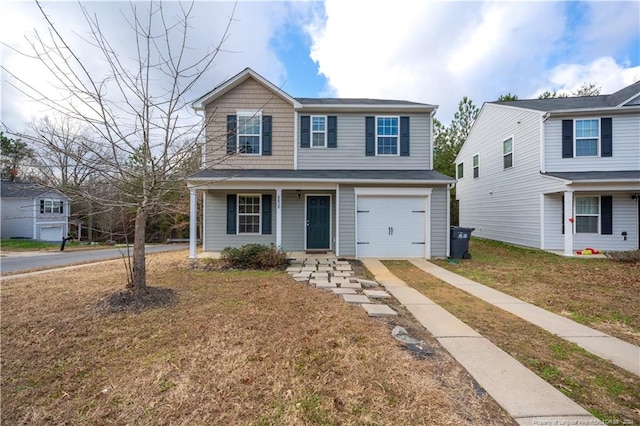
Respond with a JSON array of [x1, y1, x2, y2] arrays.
[[2, 0, 235, 296]]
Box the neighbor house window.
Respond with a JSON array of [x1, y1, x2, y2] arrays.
[[503, 137, 513, 169], [575, 119, 598, 157], [575, 196, 599, 233], [237, 112, 261, 154], [311, 116, 327, 147], [237, 195, 261, 234], [473, 154, 479, 178], [376, 116, 399, 155], [457, 162, 464, 179], [40, 199, 63, 214]]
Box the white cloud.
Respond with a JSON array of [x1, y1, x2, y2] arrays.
[[308, 0, 638, 123]]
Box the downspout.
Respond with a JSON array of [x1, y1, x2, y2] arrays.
[[540, 112, 550, 173], [294, 110, 299, 170], [429, 110, 435, 170], [446, 182, 454, 257]]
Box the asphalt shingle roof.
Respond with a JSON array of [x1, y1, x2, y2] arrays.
[[0, 181, 58, 198]]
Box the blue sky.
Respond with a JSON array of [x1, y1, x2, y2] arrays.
[[1, 0, 639, 131]]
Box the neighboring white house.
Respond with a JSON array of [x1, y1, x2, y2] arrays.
[[1, 181, 70, 241], [185, 68, 455, 259], [455, 81, 640, 255]]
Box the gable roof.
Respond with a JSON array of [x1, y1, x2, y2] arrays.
[[489, 81, 640, 113], [192, 68, 437, 112], [1, 181, 66, 199]]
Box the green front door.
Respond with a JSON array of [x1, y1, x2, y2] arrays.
[[306, 196, 330, 250]]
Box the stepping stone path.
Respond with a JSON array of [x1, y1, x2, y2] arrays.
[[286, 256, 396, 317]]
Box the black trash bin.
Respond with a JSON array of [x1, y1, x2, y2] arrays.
[[450, 226, 475, 259]]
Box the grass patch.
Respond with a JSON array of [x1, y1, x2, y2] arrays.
[[1, 250, 514, 425], [1, 239, 58, 250], [433, 238, 640, 346], [383, 260, 640, 425]]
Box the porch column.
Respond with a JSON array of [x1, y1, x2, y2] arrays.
[[276, 188, 283, 248], [563, 191, 574, 256], [189, 189, 197, 259]]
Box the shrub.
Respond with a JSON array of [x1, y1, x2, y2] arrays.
[[221, 244, 288, 270], [604, 250, 640, 263]]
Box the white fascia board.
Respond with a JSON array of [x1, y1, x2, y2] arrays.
[[546, 106, 640, 116]]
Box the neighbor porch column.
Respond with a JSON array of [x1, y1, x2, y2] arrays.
[[563, 190, 574, 256], [276, 188, 283, 248], [189, 189, 197, 259]]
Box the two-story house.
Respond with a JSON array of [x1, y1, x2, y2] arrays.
[[186, 68, 454, 259], [455, 81, 640, 255], [1, 181, 70, 241]]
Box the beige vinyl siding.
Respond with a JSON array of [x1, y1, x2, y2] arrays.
[[456, 104, 558, 249], [297, 113, 431, 170], [338, 185, 356, 256], [203, 190, 276, 251], [544, 114, 640, 172], [204, 78, 294, 170], [430, 185, 448, 258]]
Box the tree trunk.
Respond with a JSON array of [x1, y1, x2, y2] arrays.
[[131, 206, 147, 295]]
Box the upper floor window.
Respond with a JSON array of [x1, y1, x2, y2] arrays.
[[575, 196, 599, 233], [40, 199, 63, 214], [473, 154, 479, 178], [503, 137, 513, 169], [376, 116, 399, 155], [237, 195, 261, 234], [311, 116, 327, 148], [457, 162, 464, 179], [575, 119, 599, 157], [237, 112, 262, 155]]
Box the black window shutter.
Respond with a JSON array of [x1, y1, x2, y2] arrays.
[[400, 116, 410, 156], [327, 116, 337, 148], [301, 115, 310, 148], [561, 196, 564, 235], [262, 194, 272, 235], [226, 194, 236, 234], [601, 195, 613, 235], [40, 199, 45, 214], [227, 115, 237, 154], [262, 116, 272, 156], [562, 120, 573, 158], [59, 201, 64, 214], [365, 116, 375, 156], [601, 118, 612, 157]]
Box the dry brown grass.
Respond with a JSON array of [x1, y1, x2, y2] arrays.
[[1, 250, 514, 425], [383, 260, 640, 425], [433, 239, 640, 346]]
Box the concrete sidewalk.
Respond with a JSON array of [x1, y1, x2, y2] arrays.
[[410, 259, 640, 377], [362, 259, 604, 426]]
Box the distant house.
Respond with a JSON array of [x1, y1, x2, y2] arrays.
[[0, 182, 70, 241], [455, 82, 640, 255], [185, 68, 454, 258]]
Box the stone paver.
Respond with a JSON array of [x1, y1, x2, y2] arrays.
[[357, 279, 379, 288], [342, 294, 370, 304], [362, 304, 398, 317], [332, 271, 352, 278], [331, 288, 358, 295], [315, 281, 336, 289], [363, 289, 391, 299], [339, 281, 362, 289]]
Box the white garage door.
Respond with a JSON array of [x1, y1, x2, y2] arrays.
[[40, 226, 63, 241], [357, 196, 427, 258]]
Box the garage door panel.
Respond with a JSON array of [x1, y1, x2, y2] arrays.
[[357, 196, 427, 258]]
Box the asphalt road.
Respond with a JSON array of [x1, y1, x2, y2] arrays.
[[0, 244, 189, 274]]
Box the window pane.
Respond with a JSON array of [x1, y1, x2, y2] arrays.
[[377, 117, 398, 136], [503, 153, 513, 169], [576, 139, 597, 156], [239, 136, 260, 154], [312, 116, 325, 131], [576, 197, 599, 215], [576, 216, 598, 233], [503, 138, 513, 154], [377, 137, 398, 155], [457, 163, 464, 178], [312, 133, 325, 147], [473, 155, 479, 167], [238, 116, 260, 135], [576, 120, 598, 138]]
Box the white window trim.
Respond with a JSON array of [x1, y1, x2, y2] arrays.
[[472, 153, 480, 179], [574, 118, 599, 158], [311, 115, 327, 148], [375, 115, 400, 156], [503, 136, 514, 169], [237, 193, 261, 235], [41, 198, 63, 214], [456, 162, 464, 179], [236, 110, 262, 156], [574, 195, 600, 234]]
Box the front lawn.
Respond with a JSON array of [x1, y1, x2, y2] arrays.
[[0, 239, 59, 250], [1, 250, 513, 425], [434, 238, 640, 346]]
